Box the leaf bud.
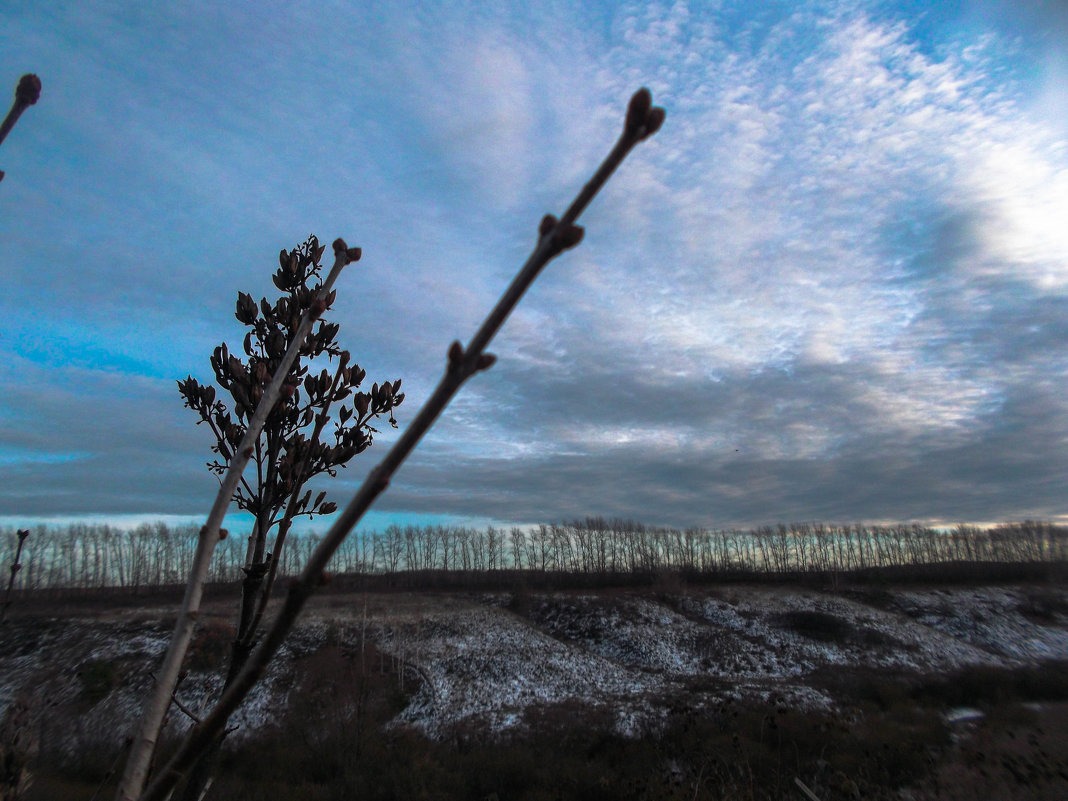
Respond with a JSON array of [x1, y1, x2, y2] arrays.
[[279, 249, 289, 269], [15, 74, 41, 107], [227, 355, 245, 382], [320, 502, 337, 515], [268, 330, 287, 358], [345, 246, 362, 264], [625, 87, 653, 136], [539, 214, 557, 238], [447, 340, 464, 371], [639, 106, 666, 140], [559, 223, 584, 250], [332, 238, 348, 257], [477, 353, 497, 371], [235, 292, 257, 324]]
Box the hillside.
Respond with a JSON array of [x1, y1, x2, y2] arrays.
[[3, 580, 1067, 798]]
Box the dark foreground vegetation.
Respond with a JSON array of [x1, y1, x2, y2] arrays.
[[3, 518, 1065, 595], [27, 638, 1068, 801]]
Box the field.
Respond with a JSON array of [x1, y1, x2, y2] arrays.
[[2, 575, 1067, 799]]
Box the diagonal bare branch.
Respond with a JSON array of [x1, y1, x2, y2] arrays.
[[138, 86, 664, 801], [0, 74, 42, 183]]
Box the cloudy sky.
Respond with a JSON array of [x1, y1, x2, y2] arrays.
[[1, 0, 1067, 534]]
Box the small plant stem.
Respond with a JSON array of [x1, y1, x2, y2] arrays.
[[115, 247, 356, 801], [138, 87, 664, 801], [245, 357, 347, 639]]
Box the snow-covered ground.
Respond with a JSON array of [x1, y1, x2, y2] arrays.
[[1, 582, 1065, 749]]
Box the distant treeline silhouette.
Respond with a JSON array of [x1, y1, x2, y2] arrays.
[[2, 518, 1065, 594]]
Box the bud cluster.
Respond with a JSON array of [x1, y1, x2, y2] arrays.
[[177, 234, 405, 525]]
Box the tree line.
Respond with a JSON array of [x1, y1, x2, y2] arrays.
[[3, 517, 1065, 593]]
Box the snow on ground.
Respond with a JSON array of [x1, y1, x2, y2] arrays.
[[1, 582, 1065, 749]]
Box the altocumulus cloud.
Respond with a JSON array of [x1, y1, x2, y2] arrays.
[[1, 0, 1066, 531]]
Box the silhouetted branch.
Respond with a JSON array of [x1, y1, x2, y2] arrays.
[[138, 86, 665, 801], [0, 74, 42, 182]]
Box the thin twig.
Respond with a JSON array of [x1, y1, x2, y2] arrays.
[[139, 86, 664, 801], [115, 245, 362, 801], [0, 74, 42, 182], [794, 776, 824, 801]]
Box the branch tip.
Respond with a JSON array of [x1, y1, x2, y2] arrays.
[[15, 74, 41, 107], [640, 106, 666, 140], [625, 87, 652, 135], [623, 87, 665, 142]]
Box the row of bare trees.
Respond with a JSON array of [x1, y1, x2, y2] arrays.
[[4, 518, 1064, 592]]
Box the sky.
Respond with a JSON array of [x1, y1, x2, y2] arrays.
[[1, 0, 1067, 534]]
